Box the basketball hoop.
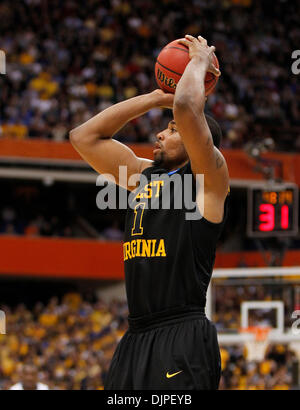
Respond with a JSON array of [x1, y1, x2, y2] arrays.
[[240, 326, 272, 361]]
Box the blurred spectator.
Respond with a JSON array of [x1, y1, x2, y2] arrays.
[[9, 364, 49, 390], [101, 220, 123, 241]]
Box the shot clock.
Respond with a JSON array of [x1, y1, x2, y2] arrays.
[[247, 183, 298, 237]]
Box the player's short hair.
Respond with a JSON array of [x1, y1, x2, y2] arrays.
[[205, 114, 222, 149]]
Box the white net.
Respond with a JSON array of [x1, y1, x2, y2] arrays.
[[242, 327, 272, 361], [245, 339, 270, 362]]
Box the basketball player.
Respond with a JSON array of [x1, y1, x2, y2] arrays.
[[70, 35, 229, 390]]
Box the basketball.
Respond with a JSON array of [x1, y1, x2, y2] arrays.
[[155, 39, 219, 96]]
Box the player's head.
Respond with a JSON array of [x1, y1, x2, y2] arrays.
[[21, 364, 38, 390], [153, 114, 222, 169]]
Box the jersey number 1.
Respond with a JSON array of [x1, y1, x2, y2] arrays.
[[131, 203, 146, 236]]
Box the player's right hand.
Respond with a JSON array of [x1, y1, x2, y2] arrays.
[[151, 89, 174, 109], [178, 35, 221, 77]]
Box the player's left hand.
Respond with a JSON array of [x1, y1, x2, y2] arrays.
[[178, 35, 221, 77]]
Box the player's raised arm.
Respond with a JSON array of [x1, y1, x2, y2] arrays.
[[69, 90, 173, 190], [173, 35, 229, 200]]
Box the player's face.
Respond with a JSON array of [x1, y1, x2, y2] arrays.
[[153, 120, 188, 170]]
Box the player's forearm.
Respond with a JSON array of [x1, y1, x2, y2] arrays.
[[174, 58, 207, 113], [70, 92, 159, 145]]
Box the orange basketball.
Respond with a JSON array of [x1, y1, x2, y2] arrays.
[[155, 39, 219, 96]]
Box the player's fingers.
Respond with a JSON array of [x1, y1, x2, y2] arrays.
[[178, 39, 190, 47], [211, 66, 221, 77], [185, 34, 197, 42], [198, 35, 207, 45], [209, 60, 221, 76]]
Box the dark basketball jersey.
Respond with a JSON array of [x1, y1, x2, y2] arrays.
[[123, 161, 228, 318]]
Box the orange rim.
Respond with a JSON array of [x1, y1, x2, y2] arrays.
[[240, 326, 272, 342]]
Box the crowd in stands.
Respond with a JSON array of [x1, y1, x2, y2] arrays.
[[220, 344, 297, 390], [0, 181, 125, 240], [0, 293, 297, 390], [0, 0, 300, 151], [0, 294, 127, 390], [214, 284, 296, 331], [0, 205, 124, 240], [0, 206, 75, 238]]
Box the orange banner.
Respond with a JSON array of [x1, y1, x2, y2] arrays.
[[0, 236, 124, 279], [0, 236, 299, 280]]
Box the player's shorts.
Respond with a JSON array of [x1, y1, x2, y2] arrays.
[[104, 306, 221, 390]]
